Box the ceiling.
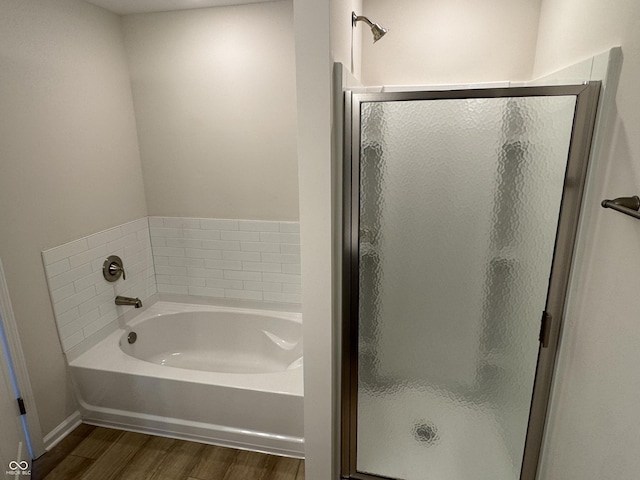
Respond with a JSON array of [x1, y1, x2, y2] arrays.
[[83, 0, 278, 15]]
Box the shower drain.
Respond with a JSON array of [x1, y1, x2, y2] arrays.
[[413, 421, 439, 445]]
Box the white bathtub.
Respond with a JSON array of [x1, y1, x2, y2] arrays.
[[69, 301, 304, 457]]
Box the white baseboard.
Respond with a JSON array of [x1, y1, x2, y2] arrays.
[[42, 411, 82, 451]]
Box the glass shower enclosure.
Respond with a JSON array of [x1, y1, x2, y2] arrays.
[[341, 84, 600, 480]]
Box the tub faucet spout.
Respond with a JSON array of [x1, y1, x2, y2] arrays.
[[115, 296, 142, 308]]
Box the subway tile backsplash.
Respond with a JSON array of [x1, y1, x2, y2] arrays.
[[43, 216, 302, 354], [42, 218, 155, 353], [149, 216, 302, 305]]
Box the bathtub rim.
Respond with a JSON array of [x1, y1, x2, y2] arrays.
[[64, 293, 302, 362]]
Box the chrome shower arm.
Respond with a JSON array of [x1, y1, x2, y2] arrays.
[[352, 12, 374, 28]]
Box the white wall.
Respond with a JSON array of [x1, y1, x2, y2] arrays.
[[0, 0, 147, 436], [294, 2, 367, 478], [361, 0, 542, 86], [294, 0, 335, 478], [331, 0, 363, 80], [534, 1, 640, 479], [122, 1, 299, 221]]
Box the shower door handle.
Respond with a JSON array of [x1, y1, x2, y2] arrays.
[[539, 311, 552, 348]]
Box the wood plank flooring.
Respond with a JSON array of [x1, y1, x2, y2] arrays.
[[32, 425, 305, 480]]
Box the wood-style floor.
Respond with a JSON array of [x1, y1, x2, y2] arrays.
[[32, 424, 305, 480]]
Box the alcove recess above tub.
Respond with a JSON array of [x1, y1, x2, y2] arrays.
[[601, 196, 640, 220]]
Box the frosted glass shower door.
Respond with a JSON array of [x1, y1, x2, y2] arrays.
[[343, 85, 600, 480]]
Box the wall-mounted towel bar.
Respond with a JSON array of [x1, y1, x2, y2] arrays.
[[601, 196, 640, 220]]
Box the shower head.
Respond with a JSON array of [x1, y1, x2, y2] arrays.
[[352, 12, 388, 43]]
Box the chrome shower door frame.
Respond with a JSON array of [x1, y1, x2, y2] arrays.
[[341, 83, 601, 480]]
